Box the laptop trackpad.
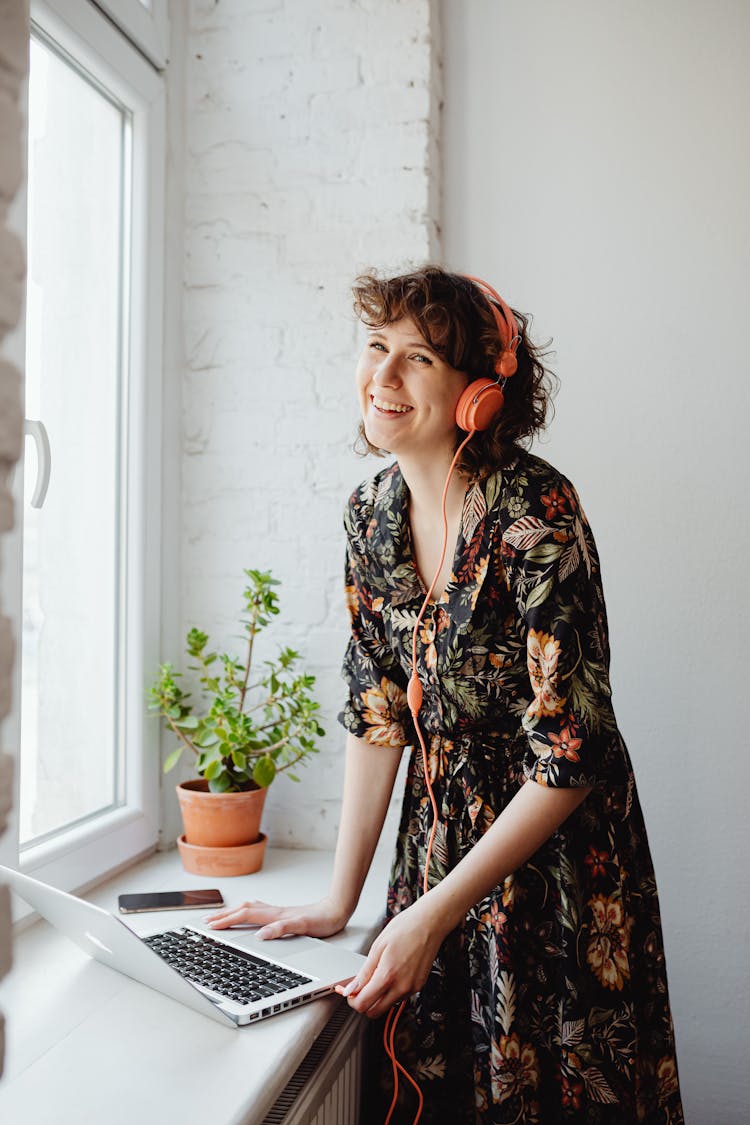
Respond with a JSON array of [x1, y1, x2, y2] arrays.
[[197, 928, 339, 961], [215, 931, 322, 957]]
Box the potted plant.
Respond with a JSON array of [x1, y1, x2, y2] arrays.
[[147, 569, 324, 876]]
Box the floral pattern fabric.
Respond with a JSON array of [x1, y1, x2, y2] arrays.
[[338, 450, 684, 1125]]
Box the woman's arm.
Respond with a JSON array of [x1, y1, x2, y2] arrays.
[[326, 732, 405, 921], [343, 779, 592, 1018], [423, 779, 592, 933], [205, 731, 403, 938]]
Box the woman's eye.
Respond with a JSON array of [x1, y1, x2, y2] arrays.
[[368, 341, 387, 352], [411, 353, 432, 364]]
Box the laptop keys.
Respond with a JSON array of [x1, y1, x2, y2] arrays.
[[143, 928, 312, 1004]]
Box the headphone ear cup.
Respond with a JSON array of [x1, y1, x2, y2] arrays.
[[455, 378, 505, 432], [495, 351, 518, 378]]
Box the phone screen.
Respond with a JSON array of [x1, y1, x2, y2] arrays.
[[117, 889, 225, 913]]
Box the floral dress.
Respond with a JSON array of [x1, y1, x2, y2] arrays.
[[338, 450, 684, 1125]]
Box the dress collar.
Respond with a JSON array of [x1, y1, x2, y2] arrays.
[[365, 460, 507, 629]]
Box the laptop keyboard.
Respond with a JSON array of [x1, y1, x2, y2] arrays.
[[144, 928, 312, 1005]]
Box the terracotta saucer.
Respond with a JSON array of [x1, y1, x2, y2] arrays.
[[177, 832, 267, 877]]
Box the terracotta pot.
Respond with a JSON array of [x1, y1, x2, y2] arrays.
[[176, 779, 268, 848], [177, 833, 267, 877]]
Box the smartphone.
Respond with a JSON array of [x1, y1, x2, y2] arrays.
[[117, 889, 225, 914]]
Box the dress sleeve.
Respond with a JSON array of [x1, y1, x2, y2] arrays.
[[505, 472, 629, 789], [337, 493, 412, 748]]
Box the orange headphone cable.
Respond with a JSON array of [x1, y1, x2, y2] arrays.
[[384, 1002, 424, 1124], [383, 428, 477, 1125]]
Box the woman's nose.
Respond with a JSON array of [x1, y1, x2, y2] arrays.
[[371, 353, 402, 387]]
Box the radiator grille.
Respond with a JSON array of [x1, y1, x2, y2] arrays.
[[260, 1002, 363, 1125]]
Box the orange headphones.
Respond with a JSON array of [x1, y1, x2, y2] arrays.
[[454, 274, 520, 431], [384, 274, 520, 1125]]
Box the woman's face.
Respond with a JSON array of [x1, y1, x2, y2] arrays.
[[356, 316, 469, 459]]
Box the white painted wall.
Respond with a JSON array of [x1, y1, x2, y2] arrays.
[[441, 1, 750, 1121], [168, 0, 441, 848]]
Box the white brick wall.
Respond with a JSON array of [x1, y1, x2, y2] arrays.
[[0, 0, 28, 1077], [174, 0, 443, 849]]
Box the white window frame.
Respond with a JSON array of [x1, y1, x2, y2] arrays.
[[1, 0, 167, 903], [94, 0, 169, 70]]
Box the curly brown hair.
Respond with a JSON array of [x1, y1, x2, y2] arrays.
[[352, 265, 558, 480]]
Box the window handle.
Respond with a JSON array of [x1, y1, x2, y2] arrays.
[[24, 419, 51, 509]]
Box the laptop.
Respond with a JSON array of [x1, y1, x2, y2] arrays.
[[0, 865, 367, 1028]]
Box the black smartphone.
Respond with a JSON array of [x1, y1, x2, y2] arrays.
[[117, 889, 225, 914]]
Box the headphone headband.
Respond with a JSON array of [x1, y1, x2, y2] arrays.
[[462, 273, 520, 357]]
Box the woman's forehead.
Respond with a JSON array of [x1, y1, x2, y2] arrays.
[[367, 315, 432, 347]]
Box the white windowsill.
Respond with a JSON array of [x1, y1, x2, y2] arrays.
[[0, 843, 392, 1125]]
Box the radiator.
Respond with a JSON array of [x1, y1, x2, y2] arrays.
[[260, 1002, 364, 1125]]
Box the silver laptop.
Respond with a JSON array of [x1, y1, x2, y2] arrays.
[[0, 865, 367, 1028]]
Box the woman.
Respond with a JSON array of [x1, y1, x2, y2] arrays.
[[207, 267, 684, 1124]]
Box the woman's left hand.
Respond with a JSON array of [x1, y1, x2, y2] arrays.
[[339, 896, 449, 1019]]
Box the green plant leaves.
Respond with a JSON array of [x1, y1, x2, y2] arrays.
[[195, 730, 220, 748], [253, 756, 276, 788], [208, 773, 233, 793], [163, 747, 183, 773], [147, 567, 324, 793]]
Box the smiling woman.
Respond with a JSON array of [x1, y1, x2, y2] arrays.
[[351, 266, 557, 481], [207, 266, 684, 1125], [356, 320, 469, 465]]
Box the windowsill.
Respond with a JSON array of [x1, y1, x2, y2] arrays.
[[0, 843, 392, 1124], [13, 806, 160, 931]]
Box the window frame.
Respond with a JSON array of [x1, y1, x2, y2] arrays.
[[1, 0, 167, 903], [93, 0, 169, 70]]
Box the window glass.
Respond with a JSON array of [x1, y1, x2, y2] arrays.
[[20, 34, 128, 847]]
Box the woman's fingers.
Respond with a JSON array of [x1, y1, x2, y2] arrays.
[[360, 987, 408, 1021], [347, 967, 413, 1019], [201, 898, 350, 939], [255, 915, 308, 940], [204, 900, 282, 928], [337, 976, 404, 1021], [337, 964, 406, 1019], [203, 900, 338, 935], [341, 943, 385, 1003]]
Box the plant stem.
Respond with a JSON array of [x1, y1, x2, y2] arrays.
[[255, 717, 293, 733], [165, 713, 200, 758], [260, 723, 306, 754], [276, 746, 311, 774], [238, 600, 260, 714], [244, 692, 285, 715]]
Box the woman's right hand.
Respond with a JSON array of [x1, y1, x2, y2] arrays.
[[203, 895, 351, 941]]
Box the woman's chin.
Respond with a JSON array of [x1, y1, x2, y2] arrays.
[[363, 421, 396, 455]]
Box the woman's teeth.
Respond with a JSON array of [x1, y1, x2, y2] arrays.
[[371, 395, 413, 414]]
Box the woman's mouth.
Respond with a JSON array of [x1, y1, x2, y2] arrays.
[[370, 394, 414, 416]]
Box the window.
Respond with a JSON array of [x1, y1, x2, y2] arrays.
[[2, 0, 167, 894]]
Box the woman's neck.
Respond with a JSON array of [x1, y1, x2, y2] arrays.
[[397, 449, 470, 524]]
